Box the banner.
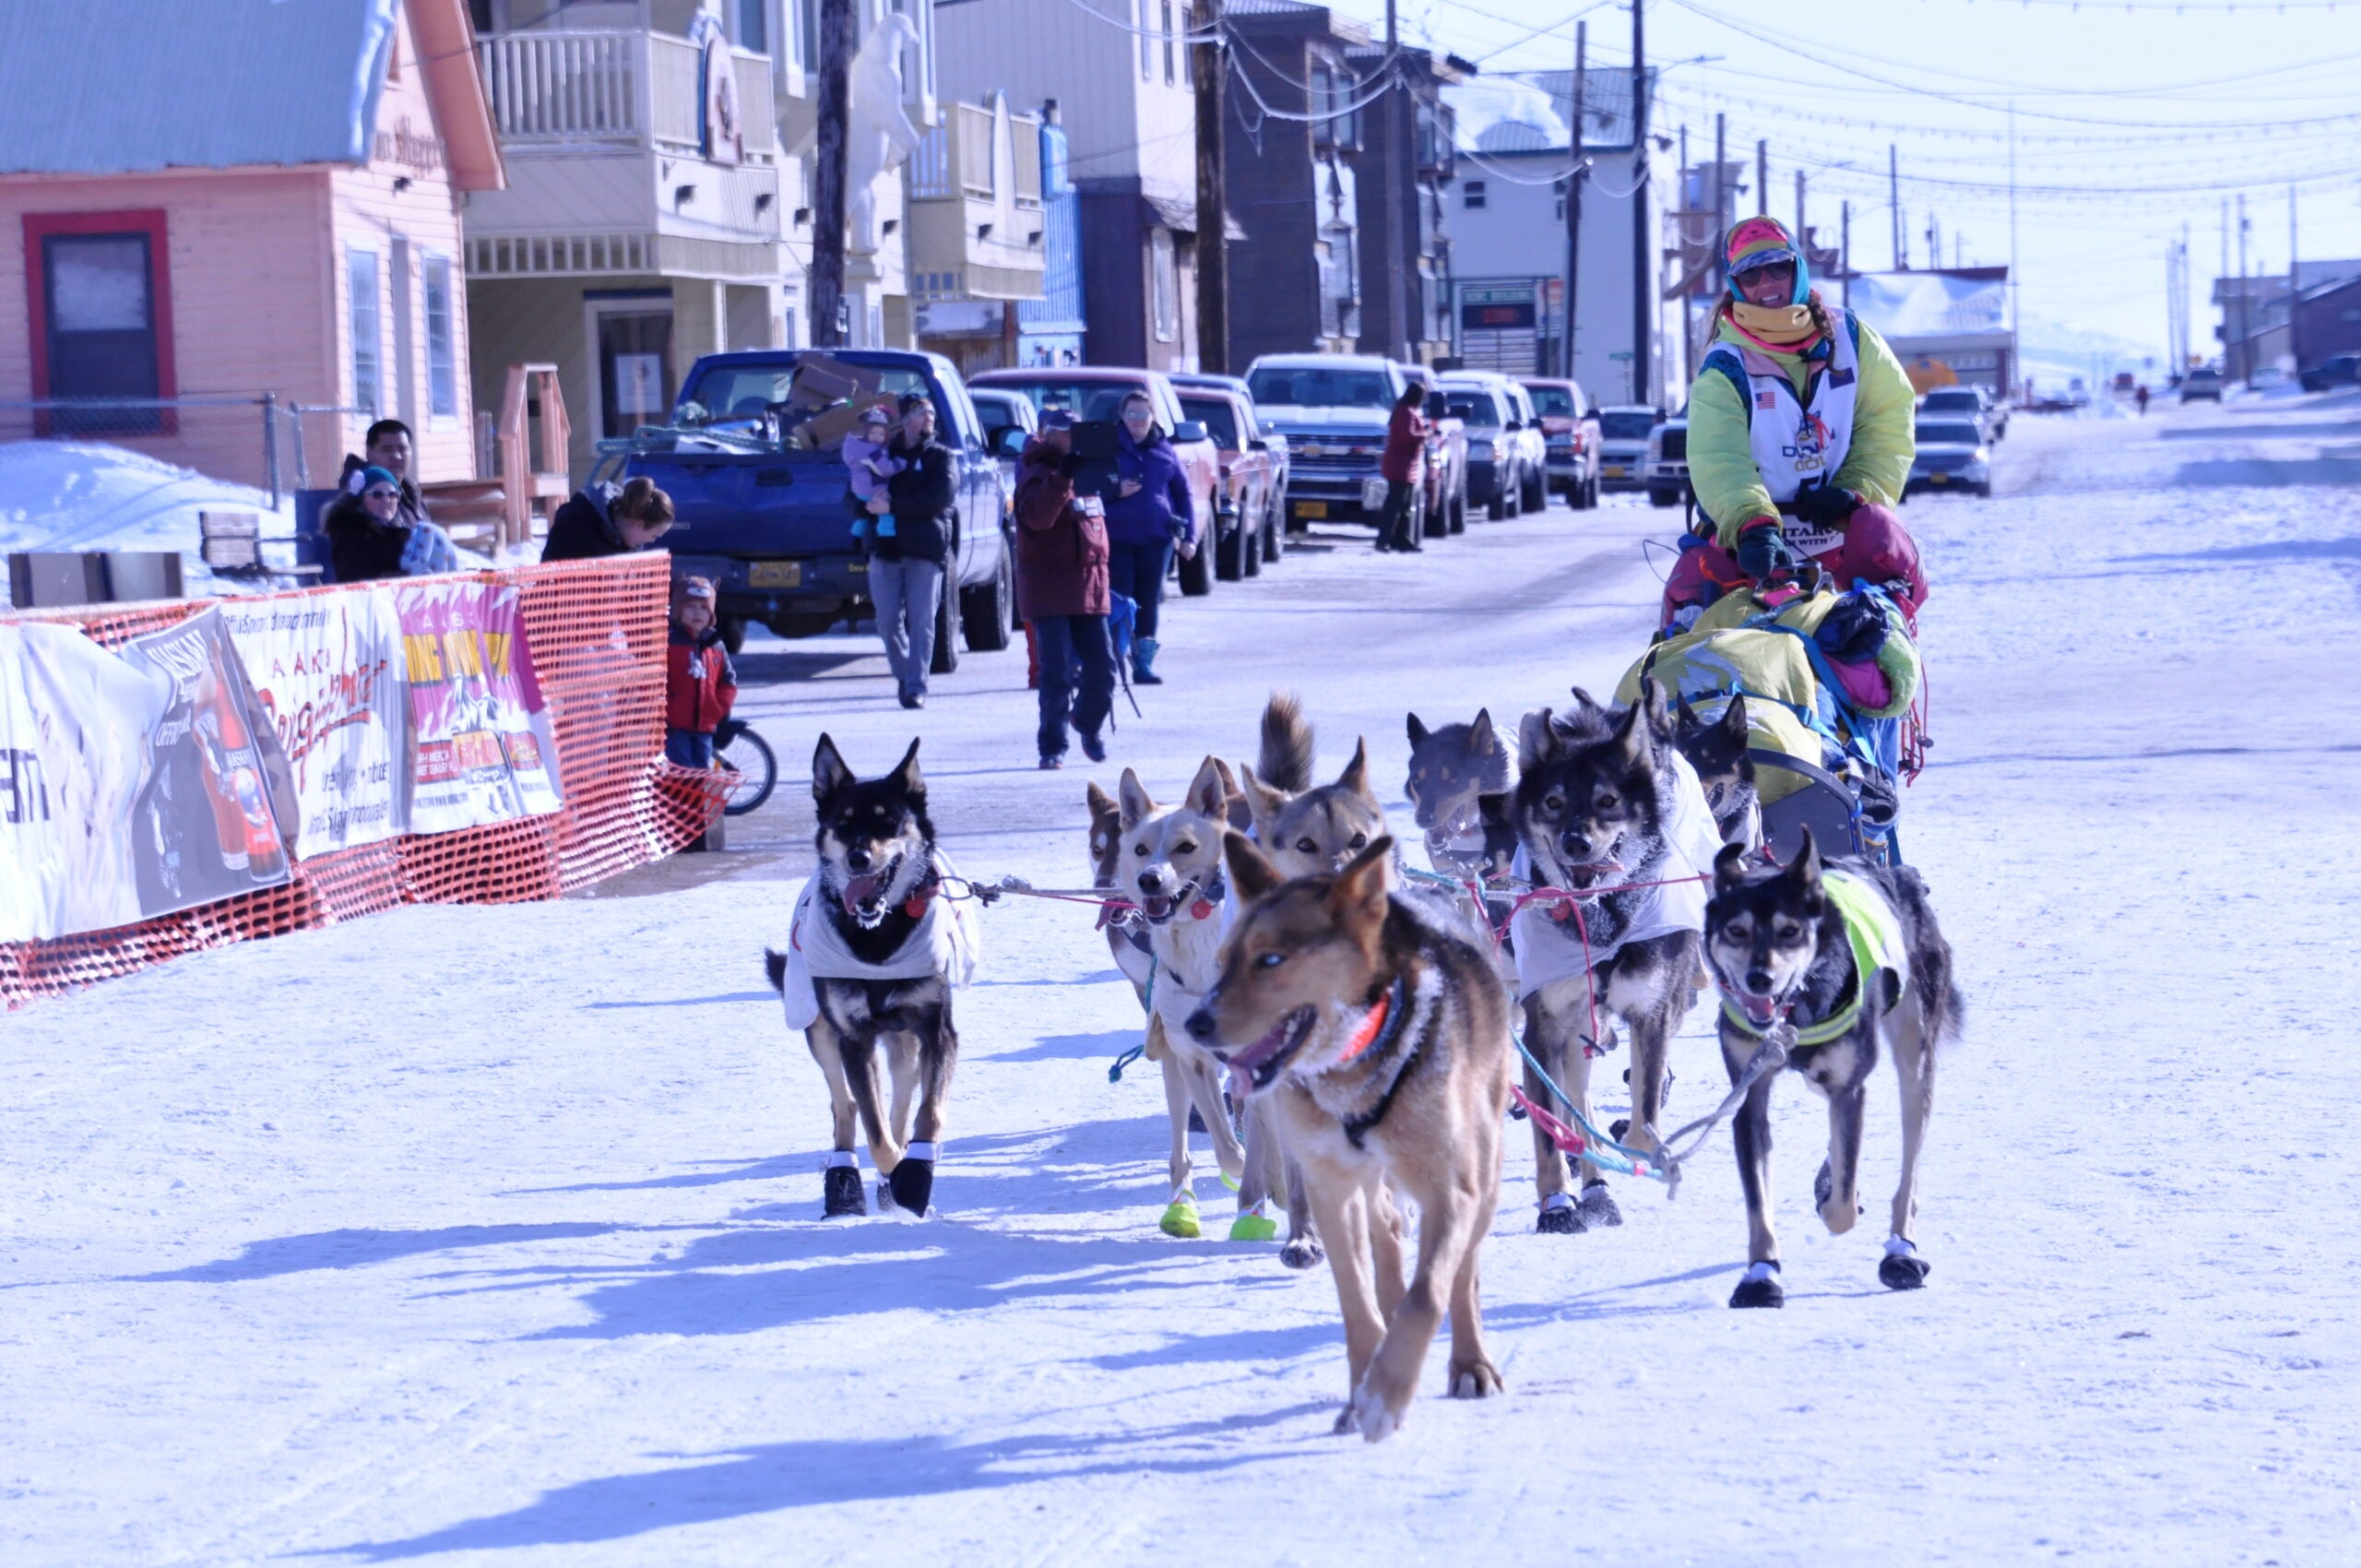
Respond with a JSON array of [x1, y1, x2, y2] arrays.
[[394, 579, 563, 835], [0, 609, 295, 943], [221, 588, 409, 861]]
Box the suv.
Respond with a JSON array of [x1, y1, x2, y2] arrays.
[[1919, 384, 2005, 443], [1245, 353, 1414, 531], [1596, 404, 1661, 491], [1522, 377, 1600, 509], [1645, 413, 1690, 508], [1172, 380, 1280, 577], [611, 348, 1014, 663], [2299, 352, 2361, 393], [2179, 365, 2223, 403], [1907, 414, 1992, 498], [1437, 372, 1532, 520], [969, 367, 1223, 596]]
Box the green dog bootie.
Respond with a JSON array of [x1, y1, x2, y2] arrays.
[[1228, 1207, 1278, 1242], [1220, 1170, 1241, 1193], [1159, 1195, 1202, 1239]]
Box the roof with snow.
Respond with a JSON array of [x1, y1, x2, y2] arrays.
[[0, 0, 400, 177], [1848, 271, 2010, 339], [1446, 68, 1644, 155]]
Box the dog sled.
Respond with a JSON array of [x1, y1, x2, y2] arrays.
[[1620, 575, 1923, 864]]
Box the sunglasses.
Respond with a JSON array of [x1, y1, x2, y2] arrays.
[[363, 487, 400, 501]]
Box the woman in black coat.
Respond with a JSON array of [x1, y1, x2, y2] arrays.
[[324, 466, 411, 582]]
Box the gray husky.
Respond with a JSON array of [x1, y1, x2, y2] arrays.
[[1704, 829, 1963, 1308], [1404, 708, 1515, 878], [764, 734, 958, 1219], [1495, 683, 1707, 1234]]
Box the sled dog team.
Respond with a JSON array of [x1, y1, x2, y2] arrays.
[[767, 683, 1962, 1443]]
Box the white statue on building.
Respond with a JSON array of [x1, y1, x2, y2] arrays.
[[844, 11, 924, 255]]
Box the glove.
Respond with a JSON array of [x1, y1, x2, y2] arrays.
[[1735, 517, 1796, 583], [1792, 483, 1862, 528]]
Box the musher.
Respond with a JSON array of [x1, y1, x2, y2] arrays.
[[1666, 216, 1928, 631]]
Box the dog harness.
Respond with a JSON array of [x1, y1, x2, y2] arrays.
[[1718, 869, 1907, 1047], [1336, 975, 1418, 1149], [775, 854, 983, 1030]]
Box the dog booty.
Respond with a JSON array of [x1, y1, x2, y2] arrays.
[[885, 1143, 935, 1215], [1879, 1234, 1931, 1291], [1536, 1191, 1588, 1235], [1729, 1259, 1785, 1310], [822, 1157, 867, 1218], [1228, 1207, 1278, 1243], [1575, 1182, 1623, 1229], [1159, 1194, 1202, 1239]]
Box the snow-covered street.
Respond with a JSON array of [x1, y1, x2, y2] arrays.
[[6, 400, 2357, 1565]]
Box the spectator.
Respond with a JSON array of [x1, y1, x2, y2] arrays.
[[322, 466, 410, 583], [1102, 390, 1193, 686], [872, 393, 956, 710], [1376, 382, 1430, 553], [337, 419, 430, 529], [542, 476, 678, 563], [1014, 409, 1113, 768], [665, 576, 738, 768]]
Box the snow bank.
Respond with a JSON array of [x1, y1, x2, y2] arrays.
[[0, 440, 291, 556]]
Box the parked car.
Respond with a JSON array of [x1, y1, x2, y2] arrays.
[[1501, 382, 1551, 512], [2298, 352, 2361, 393], [1906, 416, 1991, 498], [2179, 366, 2223, 403], [613, 348, 1015, 664], [1919, 384, 2004, 443], [1174, 382, 1279, 578], [1244, 352, 1415, 532], [967, 386, 1037, 508], [1644, 413, 1690, 508], [968, 367, 1223, 597], [1521, 376, 1601, 508], [1437, 373, 1532, 520], [1172, 371, 1293, 565], [1596, 404, 1662, 491], [1398, 363, 1470, 537]]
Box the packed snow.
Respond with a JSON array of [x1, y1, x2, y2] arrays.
[[5, 403, 2356, 1564], [0, 441, 291, 556]]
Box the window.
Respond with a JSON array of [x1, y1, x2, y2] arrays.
[[1137, 0, 1154, 80], [1150, 228, 1178, 343], [27, 210, 175, 434], [1463, 181, 1487, 210], [1162, 1, 1177, 85], [798, 0, 818, 71], [738, 0, 767, 53], [348, 247, 382, 416], [1311, 69, 1333, 148], [423, 255, 457, 418]]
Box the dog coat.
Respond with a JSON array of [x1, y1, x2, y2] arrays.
[[1508, 750, 1725, 1002], [777, 853, 982, 1030], [1718, 868, 1908, 1046]]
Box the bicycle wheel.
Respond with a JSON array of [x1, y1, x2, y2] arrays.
[[717, 723, 777, 816]]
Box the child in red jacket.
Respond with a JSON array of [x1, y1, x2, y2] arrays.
[[665, 577, 738, 767]]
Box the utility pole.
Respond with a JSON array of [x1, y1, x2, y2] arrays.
[[1795, 168, 1806, 251], [2219, 199, 2230, 370], [1629, 0, 1651, 407], [1564, 21, 1587, 382], [1192, 0, 1228, 374], [810, 0, 854, 347], [1840, 198, 1851, 309], [1754, 138, 1766, 217], [1380, 0, 1409, 362], [2287, 183, 2300, 372], [2007, 101, 2020, 345], [2236, 191, 2249, 384], [1889, 145, 1901, 270], [1713, 113, 1726, 295]]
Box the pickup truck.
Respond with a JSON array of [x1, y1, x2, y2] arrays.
[[1244, 352, 1414, 532], [608, 349, 1016, 664]]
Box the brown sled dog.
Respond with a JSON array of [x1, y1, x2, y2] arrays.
[[1185, 834, 1513, 1443]]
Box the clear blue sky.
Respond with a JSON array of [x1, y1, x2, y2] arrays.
[[1327, 0, 2361, 369]]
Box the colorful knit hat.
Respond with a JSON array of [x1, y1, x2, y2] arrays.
[[1726, 216, 1809, 305]]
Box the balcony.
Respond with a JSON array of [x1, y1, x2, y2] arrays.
[[906, 99, 1047, 303], [462, 30, 786, 283]]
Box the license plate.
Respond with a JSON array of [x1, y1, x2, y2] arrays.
[[749, 560, 802, 588], [1928, 472, 1950, 484], [1603, 465, 1627, 478], [1294, 501, 1328, 518]]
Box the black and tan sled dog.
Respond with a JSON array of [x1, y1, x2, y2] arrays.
[[1186, 834, 1513, 1443], [1704, 829, 1964, 1309]]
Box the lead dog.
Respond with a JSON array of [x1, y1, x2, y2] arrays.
[[1186, 834, 1512, 1443], [1493, 683, 1722, 1233], [1704, 830, 1963, 1308], [765, 735, 973, 1218]]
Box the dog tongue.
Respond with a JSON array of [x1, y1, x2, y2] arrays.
[[843, 873, 884, 912], [1739, 992, 1780, 1025]]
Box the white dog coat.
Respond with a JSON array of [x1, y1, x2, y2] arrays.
[[777, 853, 982, 1029]]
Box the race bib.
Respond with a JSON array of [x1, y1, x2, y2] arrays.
[[1780, 517, 1845, 559]]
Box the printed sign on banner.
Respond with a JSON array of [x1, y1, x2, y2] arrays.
[[117, 608, 301, 919], [221, 588, 409, 860], [394, 579, 563, 835]]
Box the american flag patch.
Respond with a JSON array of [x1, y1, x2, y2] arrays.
[[1756, 391, 1776, 410]]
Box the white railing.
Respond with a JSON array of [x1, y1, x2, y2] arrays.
[[909, 126, 953, 199], [477, 31, 775, 157]]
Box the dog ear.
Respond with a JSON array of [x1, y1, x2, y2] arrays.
[[812, 733, 853, 803], [1614, 696, 1653, 764], [1406, 712, 1430, 750], [1085, 779, 1117, 824], [1337, 737, 1374, 801], [1117, 767, 1156, 829], [1674, 693, 1698, 729], [1637, 677, 1674, 742], [1720, 693, 1750, 741], [890, 737, 924, 800], [1238, 765, 1287, 836], [1185, 755, 1228, 821], [1567, 685, 1605, 715], [1224, 829, 1282, 902], [1787, 827, 1825, 899], [1209, 756, 1253, 831], [1468, 707, 1497, 752], [1714, 840, 1751, 896], [1327, 835, 1394, 926], [1517, 707, 1560, 771]]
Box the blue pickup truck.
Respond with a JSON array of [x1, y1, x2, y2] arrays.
[[609, 349, 1016, 664]]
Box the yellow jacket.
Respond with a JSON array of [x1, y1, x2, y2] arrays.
[[1686, 308, 1916, 548]]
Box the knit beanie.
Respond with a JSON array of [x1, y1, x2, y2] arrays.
[[1726, 216, 1809, 305]]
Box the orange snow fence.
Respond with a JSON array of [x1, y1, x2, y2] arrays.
[[0, 553, 730, 1009]]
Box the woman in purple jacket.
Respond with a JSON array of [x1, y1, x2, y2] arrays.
[[1101, 391, 1194, 685]]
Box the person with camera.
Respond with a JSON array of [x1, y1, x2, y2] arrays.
[[1013, 410, 1114, 768]]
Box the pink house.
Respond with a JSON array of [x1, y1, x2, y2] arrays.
[[0, 0, 504, 495]]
